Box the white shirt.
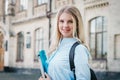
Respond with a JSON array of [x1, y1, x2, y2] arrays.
[[47, 38, 90, 80]]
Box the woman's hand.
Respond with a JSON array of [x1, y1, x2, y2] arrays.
[[39, 73, 51, 80]]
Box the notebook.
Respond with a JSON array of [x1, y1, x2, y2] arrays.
[[38, 50, 48, 78]]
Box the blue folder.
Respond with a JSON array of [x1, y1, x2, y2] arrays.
[[38, 50, 48, 73]]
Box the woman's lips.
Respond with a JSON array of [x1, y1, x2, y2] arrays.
[[62, 29, 70, 32]]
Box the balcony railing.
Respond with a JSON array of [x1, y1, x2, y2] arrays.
[[84, 0, 108, 4], [15, 10, 27, 21], [34, 4, 47, 17], [84, 0, 109, 9]]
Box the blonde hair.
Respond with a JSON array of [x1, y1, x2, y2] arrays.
[[49, 6, 87, 55]]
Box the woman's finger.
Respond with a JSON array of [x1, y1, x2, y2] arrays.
[[44, 73, 51, 80], [38, 76, 43, 80]]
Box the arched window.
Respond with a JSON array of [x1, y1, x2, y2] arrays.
[[90, 16, 107, 59], [34, 28, 44, 61], [16, 32, 24, 61]]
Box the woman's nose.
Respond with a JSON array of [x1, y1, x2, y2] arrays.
[[63, 22, 68, 27]]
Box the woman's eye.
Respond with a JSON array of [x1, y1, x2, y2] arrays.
[[68, 20, 73, 23], [59, 20, 64, 23]]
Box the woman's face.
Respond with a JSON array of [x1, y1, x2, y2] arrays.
[[58, 12, 74, 38]]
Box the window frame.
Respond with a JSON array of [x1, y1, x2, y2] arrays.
[[34, 28, 44, 61], [20, 0, 28, 11], [89, 16, 107, 60], [16, 32, 24, 62]]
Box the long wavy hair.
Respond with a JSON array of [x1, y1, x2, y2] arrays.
[[48, 6, 87, 55]]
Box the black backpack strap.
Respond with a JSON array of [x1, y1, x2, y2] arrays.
[[69, 41, 80, 80], [69, 41, 98, 80]]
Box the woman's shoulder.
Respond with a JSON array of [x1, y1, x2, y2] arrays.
[[76, 43, 88, 51], [75, 43, 90, 57]]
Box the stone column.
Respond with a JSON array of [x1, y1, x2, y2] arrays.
[[28, 0, 33, 17], [0, 0, 5, 21], [0, 0, 4, 16], [15, 0, 20, 13], [34, 0, 37, 7], [4, 0, 15, 71]]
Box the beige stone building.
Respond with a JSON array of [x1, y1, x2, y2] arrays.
[[0, 0, 120, 72]]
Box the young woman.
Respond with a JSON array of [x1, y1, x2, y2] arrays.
[[39, 6, 91, 80]]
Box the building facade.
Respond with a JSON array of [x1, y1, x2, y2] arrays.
[[0, 0, 120, 72]]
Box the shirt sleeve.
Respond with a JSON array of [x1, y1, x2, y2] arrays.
[[74, 44, 91, 80]]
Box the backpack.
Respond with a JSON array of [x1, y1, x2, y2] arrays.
[[69, 41, 97, 80]]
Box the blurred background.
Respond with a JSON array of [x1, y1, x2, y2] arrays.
[[0, 0, 120, 80]]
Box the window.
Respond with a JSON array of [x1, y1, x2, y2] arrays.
[[37, 0, 47, 5], [16, 32, 24, 61], [0, 32, 3, 48], [26, 32, 31, 48], [114, 34, 120, 59], [5, 0, 16, 15], [5, 40, 8, 51], [90, 16, 107, 59], [20, 0, 28, 11], [5, 0, 8, 14], [34, 28, 44, 61], [12, 0, 16, 3]]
